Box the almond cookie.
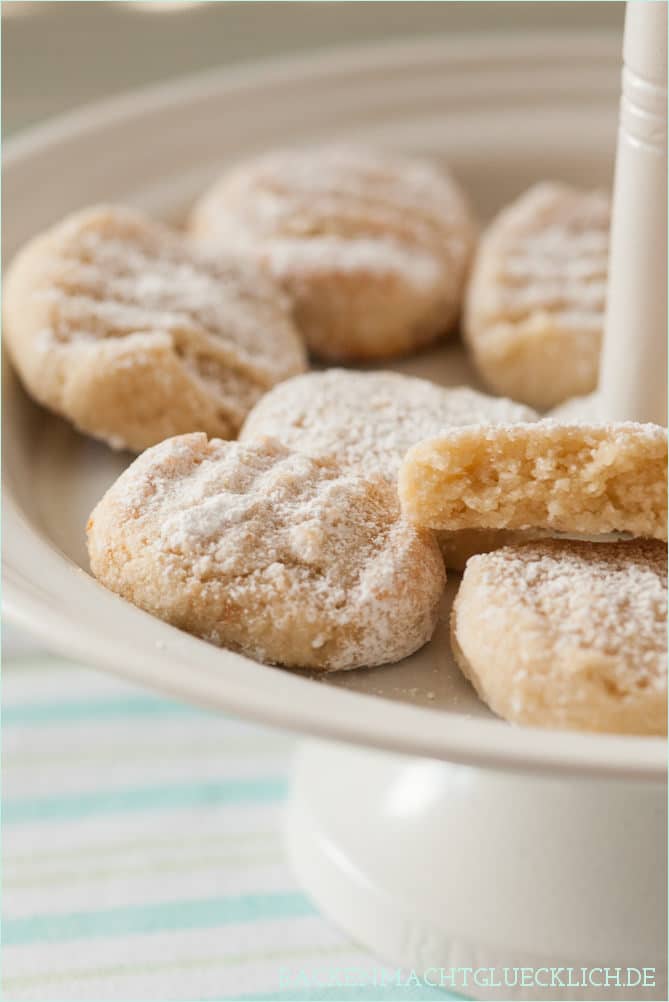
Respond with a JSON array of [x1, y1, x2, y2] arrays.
[[464, 183, 609, 409], [189, 147, 476, 361], [240, 369, 538, 568], [86, 434, 445, 671], [3, 205, 306, 452], [399, 422, 668, 540], [451, 539, 667, 735]]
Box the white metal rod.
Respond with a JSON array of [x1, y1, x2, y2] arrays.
[[599, 0, 667, 424]]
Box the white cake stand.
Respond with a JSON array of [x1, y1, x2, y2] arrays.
[[3, 32, 666, 1000]]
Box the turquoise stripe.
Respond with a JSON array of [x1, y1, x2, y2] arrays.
[[3, 777, 288, 823], [2, 694, 205, 725], [2, 892, 315, 946], [224, 985, 458, 1001]]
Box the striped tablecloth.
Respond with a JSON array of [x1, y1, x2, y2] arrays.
[[2, 653, 454, 1002]]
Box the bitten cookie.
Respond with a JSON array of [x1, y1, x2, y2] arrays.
[[3, 205, 306, 451], [240, 369, 538, 568], [464, 183, 609, 409], [451, 539, 667, 735], [399, 422, 668, 541], [86, 434, 445, 671], [189, 147, 476, 361]]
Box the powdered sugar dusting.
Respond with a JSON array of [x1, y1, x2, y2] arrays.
[[87, 434, 444, 671], [5, 205, 308, 451], [190, 146, 475, 298], [241, 369, 537, 479], [46, 206, 304, 384], [465, 182, 610, 408], [263, 235, 443, 291], [471, 540, 667, 688], [479, 182, 610, 327]]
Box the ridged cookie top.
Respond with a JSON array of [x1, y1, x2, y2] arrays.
[[87, 434, 445, 670], [4, 206, 307, 450], [113, 434, 399, 580], [241, 369, 537, 478], [190, 147, 475, 296], [467, 182, 610, 335], [12, 205, 302, 376], [467, 539, 667, 687], [7, 205, 305, 386]]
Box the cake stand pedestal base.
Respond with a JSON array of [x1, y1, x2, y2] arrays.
[[284, 739, 667, 1000]]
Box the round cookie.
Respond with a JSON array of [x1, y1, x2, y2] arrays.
[[240, 369, 538, 569], [86, 434, 445, 671], [189, 147, 476, 361], [451, 539, 667, 735], [3, 205, 306, 452], [464, 182, 610, 410]]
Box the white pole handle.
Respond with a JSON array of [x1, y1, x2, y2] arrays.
[[599, 0, 667, 425]]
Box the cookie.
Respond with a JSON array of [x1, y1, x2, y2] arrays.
[[189, 147, 476, 361], [399, 422, 668, 540], [451, 539, 667, 735], [464, 183, 609, 409], [86, 434, 445, 671], [3, 205, 306, 451], [240, 369, 538, 568]]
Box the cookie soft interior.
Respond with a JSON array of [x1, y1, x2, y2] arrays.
[[399, 421, 668, 540]]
